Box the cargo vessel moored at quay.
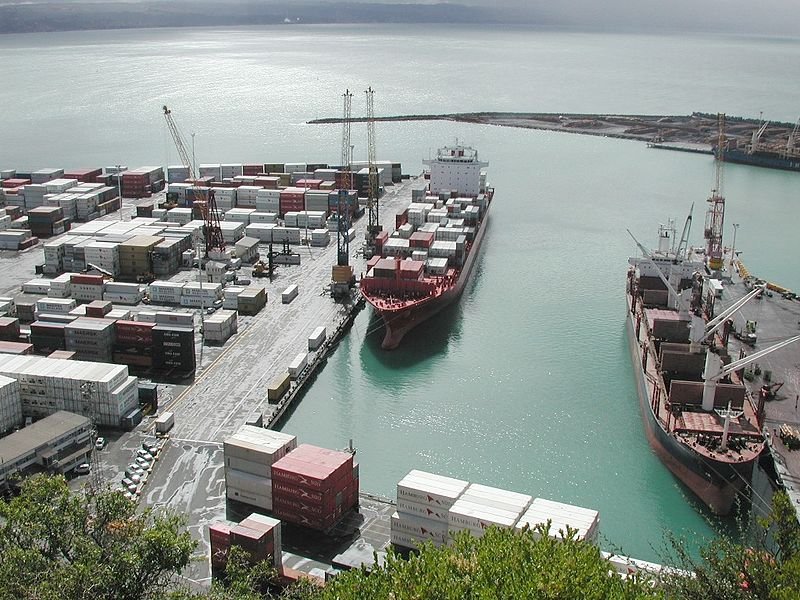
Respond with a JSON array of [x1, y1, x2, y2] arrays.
[[624, 214, 800, 515], [360, 145, 492, 350]]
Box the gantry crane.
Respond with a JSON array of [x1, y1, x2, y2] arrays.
[[364, 87, 382, 258], [704, 113, 725, 271], [331, 90, 355, 299], [162, 105, 225, 256]]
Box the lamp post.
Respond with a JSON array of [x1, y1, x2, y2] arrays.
[[730, 223, 740, 275]]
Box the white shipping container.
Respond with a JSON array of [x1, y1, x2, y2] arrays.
[[396, 470, 469, 508], [448, 498, 521, 533], [226, 486, 272, 511], [225, 469, 273, 497], [515, 498, 600, 542], [287, 352, 308, 379], [396, 498, 450, 522], [281, 284, 298, 304], [390, 530, 446, 550], [391, 511, 449, 542], [307, 326, 326, 351]]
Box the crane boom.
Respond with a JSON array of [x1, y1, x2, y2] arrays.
[[162, 105, 195, 179], [365, 86, 381, 257], [710, 335, 800, 381]]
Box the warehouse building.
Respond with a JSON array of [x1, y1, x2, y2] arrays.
[[0, 410, 92, 487]]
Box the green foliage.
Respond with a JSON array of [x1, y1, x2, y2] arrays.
[[0, 474, 195, 600], [319, 525, 659, 600], [661, 491, 800, 599]]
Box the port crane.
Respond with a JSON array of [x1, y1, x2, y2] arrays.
[[364, 86, 382, 257], [331, 90, 355, 299], [162, 105, 225, 257], [748, 116, 770, 154], [704, 113, 726, 271]]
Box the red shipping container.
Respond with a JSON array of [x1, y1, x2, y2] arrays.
[[271, 495, 328, 517], [70, 274, 104, 285], [242, 165, 261, 176], [294, 179, 322, 190], [272, 482, 335, 509], [409, 231, 434, 249], [2, 178, 31, 188], [0, 340, 34, 355], [30, 322, 66, 336], [399, 260, 425, 280], [63, 168, 102, 183]]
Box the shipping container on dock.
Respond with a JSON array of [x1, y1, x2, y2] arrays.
[[237, 287, 266, 316], [270, 444, 359, 531], [224, 426, 297, 511], [307, 327, 326, 351], [152, 325, 196, 376], [515, 498, 600, 543], [267, 372, 291, 403], [203, 309, 238, 344], [64, 317, 115, 363], [0, 317, 21, 342], [0, 355, 137, 427], [287, 353, 308, 379], [281, 284, 298, 304], [209, 514, 282, 574]]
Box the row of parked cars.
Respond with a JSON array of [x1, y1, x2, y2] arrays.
[[119, 439, 161, 500]]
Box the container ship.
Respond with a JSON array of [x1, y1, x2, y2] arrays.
[[625, 217, 771, 515], [715, 118, 800, 172], [360, 145, 492, 350]]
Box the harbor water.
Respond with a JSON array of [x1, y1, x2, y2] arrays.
[[1, 25, 799, 561]]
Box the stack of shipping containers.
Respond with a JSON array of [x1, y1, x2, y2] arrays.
[[64, 317, 115, 362], [118, 236, 162, 281], [0, 375, 22, 434], [236, 287, 266, 315], [391, 469, 600, 551], [27, 206, 68, 238], [209, 513, 282, 575], [0, 355, 138, 427], [70, 274, 105, 302], [391, 470, 468, 549], [447, 483, 533, 540], [121, 166, 164, 199], [270, 444, 359, 531], [152, 325, 195, 376], [224, 425, 297, 511], [113, 320, 155, 370], [203, 310, 238, 343]]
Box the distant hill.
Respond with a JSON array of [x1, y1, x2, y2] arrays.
[[0, 1, 505, 34]]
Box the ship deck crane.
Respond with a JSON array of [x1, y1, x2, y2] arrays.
[[162, 105, 225, 257], [748, 116, 770, 154]]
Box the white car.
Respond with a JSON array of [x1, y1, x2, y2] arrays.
[[127, 463, 145, 475], [74, 463, 90, 475], [121, 478, 137, 493], [127, 473, 141, 484], [135, 457, 151, 469], [94, 437, 106, 450], [136, 449, 154, 461]]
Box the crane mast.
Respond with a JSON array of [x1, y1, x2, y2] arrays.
[[331, 90, 355, 298], [337, 90, 353, 267], [365, 86, 381, 257], [704, 113, 725, 271], [162, 105, 224, 256]]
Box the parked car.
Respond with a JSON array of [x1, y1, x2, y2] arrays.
[[206, 306, 216, 315], [126, 473, 141, 484], [128, 463, 145, 475], [136, 450, 154, 461], [121, 478, 137, 493], [74, 463, 90, 475], [212, 299, 223, 309], [135, 457, 151, 469], [142, 440, 159, 453], [236, 278, 251, 286], [94, 437, 106, 450]]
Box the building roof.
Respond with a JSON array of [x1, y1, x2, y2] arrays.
[[0, 410, 90, 464]]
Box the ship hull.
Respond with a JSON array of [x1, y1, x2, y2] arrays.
[[370, 210, 490, 350], [719, 148, 800, 172], [625, 299, 754, 515]]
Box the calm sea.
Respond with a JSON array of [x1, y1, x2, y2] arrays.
[[1, 25, 798, 560]]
